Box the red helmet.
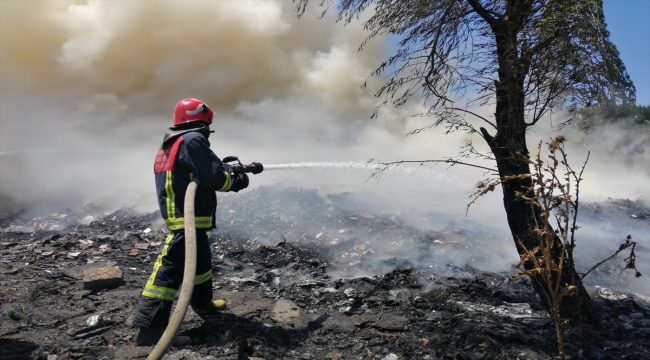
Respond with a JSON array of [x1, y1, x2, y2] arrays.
[[173, 98, 214, 125]]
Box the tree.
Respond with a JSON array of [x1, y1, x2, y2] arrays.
[[580, 2, 636, 114], [297, 0, 636, 325]]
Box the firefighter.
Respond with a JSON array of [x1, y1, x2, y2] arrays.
[[132, 98, 249, 346]]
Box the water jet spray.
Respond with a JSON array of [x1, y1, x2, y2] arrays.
[[263, 161, 376, 171]]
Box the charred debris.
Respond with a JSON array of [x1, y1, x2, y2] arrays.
[[1, 185, 649, 360]]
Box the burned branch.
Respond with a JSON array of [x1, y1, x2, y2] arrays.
[[581, 236, 642, 280]]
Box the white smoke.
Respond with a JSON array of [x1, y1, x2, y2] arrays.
[[0, 0, 389, 206]]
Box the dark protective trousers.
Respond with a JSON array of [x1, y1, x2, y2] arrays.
[[132, 230, 213, 328]]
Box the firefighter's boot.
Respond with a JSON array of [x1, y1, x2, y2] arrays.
[[192, 299, 227, 319]]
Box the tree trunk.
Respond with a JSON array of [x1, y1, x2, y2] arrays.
[[481, 27, 595, 325], [481, 121, 594, 324]]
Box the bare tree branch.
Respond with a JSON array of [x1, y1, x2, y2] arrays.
[[467, 0, 498, 26], [448, 107, 497, 129]]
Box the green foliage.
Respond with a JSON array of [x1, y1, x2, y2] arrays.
[[631, 105, 650, 122], [6, 309, 16, 317], [577, 104, 650, 132]]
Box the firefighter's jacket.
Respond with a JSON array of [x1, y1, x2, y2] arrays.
[[153, 130, 232, 230]]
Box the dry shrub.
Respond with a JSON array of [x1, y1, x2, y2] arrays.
[[468, 136, 640, 359]]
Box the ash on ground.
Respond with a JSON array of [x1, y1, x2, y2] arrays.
[[1, 185, 649, 360]]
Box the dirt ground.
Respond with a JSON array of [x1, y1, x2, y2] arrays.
[[1, 185, 649, 360]]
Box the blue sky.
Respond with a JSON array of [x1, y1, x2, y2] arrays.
[[604, 0, 650, 106]]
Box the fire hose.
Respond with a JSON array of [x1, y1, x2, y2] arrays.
[[147, 178, 199, 360], [148, 157, 263, 360]]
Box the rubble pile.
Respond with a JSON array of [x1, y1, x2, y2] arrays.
[[1, 185, 649, 360]]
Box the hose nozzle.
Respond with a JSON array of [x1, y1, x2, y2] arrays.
[[222, 156, 263, 175], [243, 162, 263, 174]]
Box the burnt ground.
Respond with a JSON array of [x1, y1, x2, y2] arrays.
[[1, 185, 649, 360]]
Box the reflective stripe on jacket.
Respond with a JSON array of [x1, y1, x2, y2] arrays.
[[154, 131, 232, 230]]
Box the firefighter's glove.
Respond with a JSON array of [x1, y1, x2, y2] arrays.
[[230, 173, 249, 192]]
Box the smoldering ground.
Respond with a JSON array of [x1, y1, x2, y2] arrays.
[[1, 0, 648, 297]]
